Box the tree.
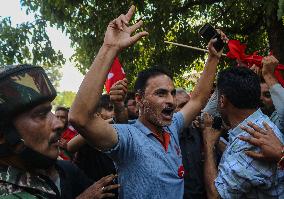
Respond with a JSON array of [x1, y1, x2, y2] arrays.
[[20, 0, 284, 89], [0, 17, 65, 88], [52, 91, 76, 108]]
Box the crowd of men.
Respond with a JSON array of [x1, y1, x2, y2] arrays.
[[1, 5, 284, 199]]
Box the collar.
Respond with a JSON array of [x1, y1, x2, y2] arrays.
[[228, 109, 263, 143], [133, 120, 171, 152], [0, 165, 57, 196], [133, 119, 173, 136]]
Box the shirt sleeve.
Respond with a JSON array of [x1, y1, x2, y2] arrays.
[[201, 89, 220, 118], [270, 83, 284, 132], [104, 124, 135, 164], [215, 140, 276, 198], [172, 112, 185, 133]]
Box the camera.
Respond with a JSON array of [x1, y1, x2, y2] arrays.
[[212, 116, 223, 130], [198, 23, 225, 52]]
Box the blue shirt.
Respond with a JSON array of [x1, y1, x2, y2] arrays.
[[270, 83, 284, 133], [106, 112, 185, 199], [215, 109, 284, 198]]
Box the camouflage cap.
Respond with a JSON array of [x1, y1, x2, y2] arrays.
[[0, 64, 57, 123]]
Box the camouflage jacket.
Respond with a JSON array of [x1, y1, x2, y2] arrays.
[[0, 165, 59, 199]]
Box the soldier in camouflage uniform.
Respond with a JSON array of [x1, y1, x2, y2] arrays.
[[0, 65, 119, 199]]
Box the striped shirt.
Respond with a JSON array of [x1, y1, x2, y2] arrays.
[[215, 109, 284, 198]]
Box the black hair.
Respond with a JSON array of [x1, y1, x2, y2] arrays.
[[55, 106, 69, 113], [96, 94, 113, 112], [134, 68, 173, 94], [124, 91, 135, 105], [217, 66, 260, 109]]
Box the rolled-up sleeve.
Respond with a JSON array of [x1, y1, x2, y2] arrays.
[[104, 124, 134, 163]]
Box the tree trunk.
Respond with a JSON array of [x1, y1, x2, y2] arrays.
[[266, 5, 284, 64]]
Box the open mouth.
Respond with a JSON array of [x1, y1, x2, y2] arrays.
[[161, 107, 174, 119]]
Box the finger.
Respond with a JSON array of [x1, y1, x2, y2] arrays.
[[96, 174, 114, 185], [120, 14, 129, 25], [240, 125, 261, 139], [262, 122, 273, 134], [120, 79, 128, 87], [111, 82, 127, 93], [101, 174, 117, 187], [245, 151, 265, 160], [111, 85, 127, 94], [238, 136, 260, 146], [103, 184, 120, 192], [128, 31, 149, 45], [125, 5, 135, 21], [113, 18, 123, 31], [128, 20, 144, 33], [246, 122, 266, 135], [110, 95, 124, 102]]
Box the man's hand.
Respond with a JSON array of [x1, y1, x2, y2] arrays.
[[59, 138, 68, 149], [103, 5, 149, 52], [262, 55, 279, 77], [202, 112, 222, 150], [207, 30, 228, 59], [109, 78, 129, 123], [250, 64, 261, 76], [76, 174, 120, 199], [239, 121, 283, 162], [109, 78, 128, 107]]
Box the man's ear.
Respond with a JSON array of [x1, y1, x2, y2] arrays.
[[135, 92, 143, 106], [219, 94, 227, 109]]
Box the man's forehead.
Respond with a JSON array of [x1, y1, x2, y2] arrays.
[[145, 75, 174, 89]]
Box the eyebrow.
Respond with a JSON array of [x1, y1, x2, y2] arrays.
[[155, 88, 176, 94]]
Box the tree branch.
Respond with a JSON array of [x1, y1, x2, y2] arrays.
[[173, 0, 223, 14]]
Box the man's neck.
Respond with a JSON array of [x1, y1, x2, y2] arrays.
[[138, 115, 164, 136], [228, 108, 257, 129], [0, 155, 58, 179]]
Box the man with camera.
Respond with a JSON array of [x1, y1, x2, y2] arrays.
[[202, 66, 284, 198]]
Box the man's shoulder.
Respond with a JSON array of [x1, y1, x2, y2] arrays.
[[0, 165, 57, 197], [0, 188, 39, 199]]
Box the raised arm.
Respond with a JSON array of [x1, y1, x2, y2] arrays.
[[67, 134, 86, 153], [69, 6, 148, 151], [262, 55, 284, 132], [181, 33, 228, 127]]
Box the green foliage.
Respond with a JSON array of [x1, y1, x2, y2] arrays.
[[278, 0, 284, 20], [52, 91, 76, 108], [20, 0, 284, 87], [0, 17, 65, 88]]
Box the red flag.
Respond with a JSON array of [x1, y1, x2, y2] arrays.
[[226, 40, 284, 87], [105, 57, 126, 93]]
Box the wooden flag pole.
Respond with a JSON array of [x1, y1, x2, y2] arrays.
[[164, 41, 227, 57]]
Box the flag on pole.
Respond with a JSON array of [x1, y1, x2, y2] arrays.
[[105, 57, 126, 93]]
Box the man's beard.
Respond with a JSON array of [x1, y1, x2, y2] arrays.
[[260, 102, 275, 117]]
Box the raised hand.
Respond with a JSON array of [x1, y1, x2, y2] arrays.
[[109, 78, 128, 107], [239, 121, 283, 162], [202, 112, 222, 149], [207, 30, 228, 59], [103, 5, 149, 52], [262, 55, 279, 76]]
